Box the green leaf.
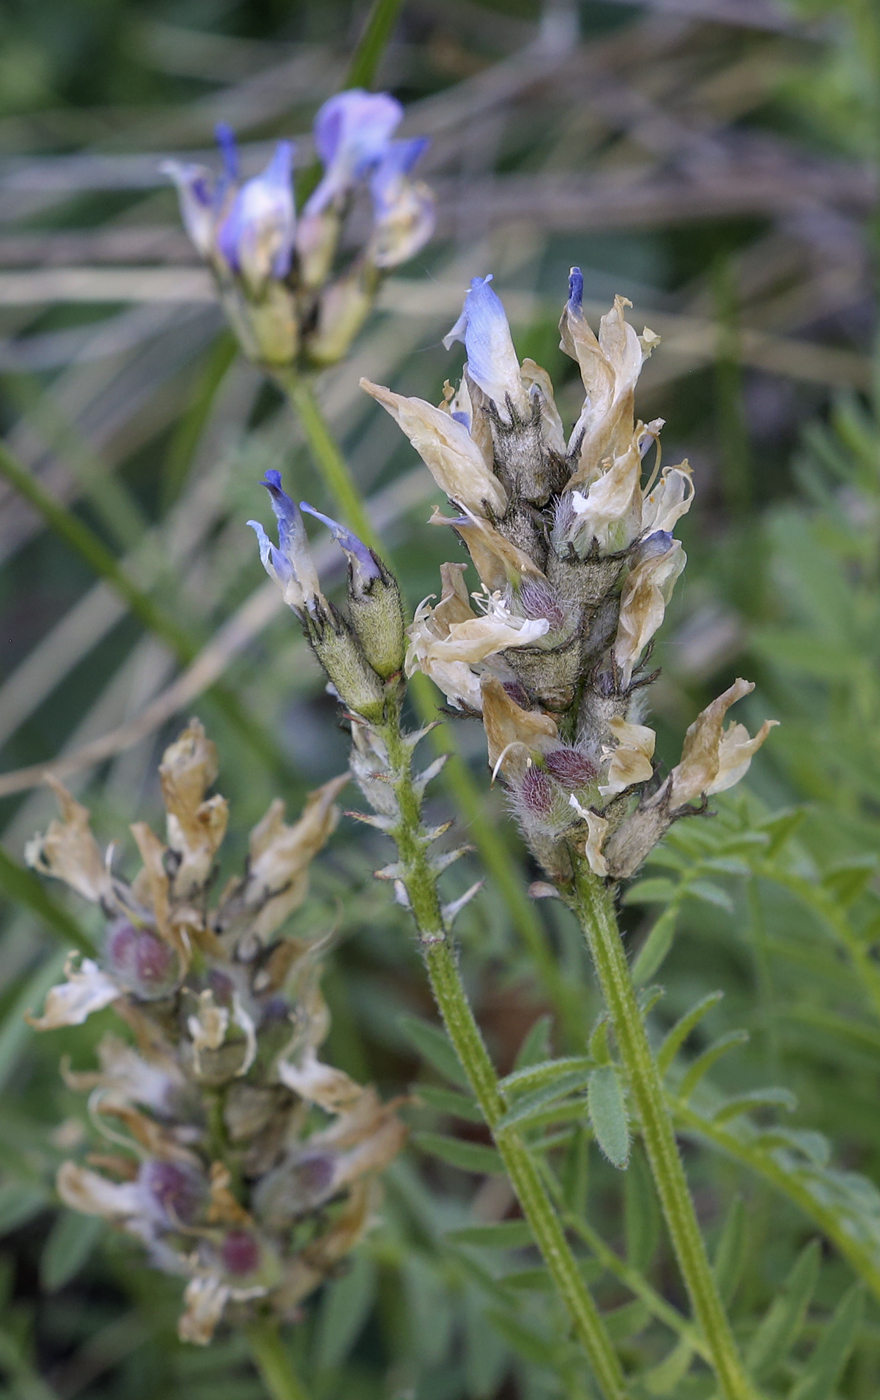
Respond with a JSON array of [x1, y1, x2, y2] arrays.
[[40, 1209, 103, 1291], [657, 991, 725, 1075], [313, 1251, 376, 1372], [0, 846, 95, 955], [497, 1267, 552, 1292], [632, 905, 678, 985], [760, 807, 807, 857], [588, 1066, 630, 1169], [602, 1299, 650, 1341], [821, 859, 877, 908], [712, 1087, 798, 1124], [679, 1029, 749, 1101], [789, 1283, 863, 1400], [343, 0, 405, 89], [624, 1146, 660, 1272], [623, 878, 677, 905], [643, 1338, 694, 1395], [754, 1127, 830, 1167], [397, 1015, 468, 1088], [712, 1195, 747, 1305], [0, 1184, 48, 1236], [484, 1308, 559, 1367], [0, 950, 69, 1094], [445, 1221, 534, 1250], [687, 879, 735, 913], [413, 1132, 503, 1175], [499, 1056, 594, 1098], [513, 1013, 554, 1069], [495, 1070, 590, 1132], [588, 1016, 611, 1065], [413, 1083, 483, 1124], [746, 1240, 820, 1381], [703, 856, 752, 877], [638, 984, 666, 1017]]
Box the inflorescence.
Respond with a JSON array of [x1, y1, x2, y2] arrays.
[[163, 90, 433, 368], [26, 723, 404, 1344]]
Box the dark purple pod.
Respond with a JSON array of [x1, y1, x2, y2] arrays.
[[140, 1159, 207, 1226], [132, 931, 180, 1000], [519, 766, 556, 817], [208, 968, 236, 1005], [104, 920, 139, 977], [221, 1229, 261, 1276], [544, 747, 598, 790]]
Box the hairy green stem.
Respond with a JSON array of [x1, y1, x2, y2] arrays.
[[379, 709, 628, 1400], [569, 865, 758, 1400], [278, 375, 579, 1034], [246, 1320, 310, 1400]]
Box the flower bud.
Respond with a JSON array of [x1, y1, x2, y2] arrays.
[[215, 141, 296, 296], [220, 281, 298, 367], [305, 266, 375, 367]]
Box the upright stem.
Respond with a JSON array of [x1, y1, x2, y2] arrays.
[[246, 1320, 311, 1400], [379, 710, 628, 1400], [570, 865, 758, 1400], [277, 373, 579, 1036]]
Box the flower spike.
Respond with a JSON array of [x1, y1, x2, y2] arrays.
[[28, 725, 403, 1346], [365, 269, 775, 886], [163, 93, 434, 369]]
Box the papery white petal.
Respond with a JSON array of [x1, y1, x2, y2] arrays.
[[28, 956, 120, 1030], [640, 463, 695, 535], [569, 795, 609, 877], [361, 380, 508, 517], [599, 718, 656, 797]]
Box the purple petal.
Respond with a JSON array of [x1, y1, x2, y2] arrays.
[[367, 137, 434, 269], [568, 265, 584, 312], [216, 141, 296, 286], [160, 160, 221, 258], [214, 123, 240, 181], [637, 530, 674, 561], [305, 89, 403, 216], [247, 519, 294, 589], [370, 137, 429, 214], [300, 502, 381, 587], [442, 275, 522, 414]]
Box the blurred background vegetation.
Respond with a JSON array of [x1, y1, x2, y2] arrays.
[[3, 0, 880, 1396]]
